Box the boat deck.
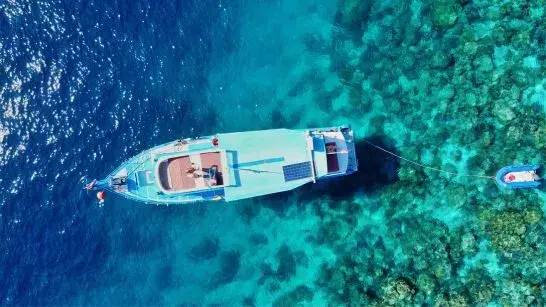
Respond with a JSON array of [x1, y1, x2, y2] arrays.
[[218, 129, 313, 201]]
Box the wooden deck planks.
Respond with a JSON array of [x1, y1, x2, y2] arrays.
[[200, 152, 222, 170], [167, 156, 196, 190]]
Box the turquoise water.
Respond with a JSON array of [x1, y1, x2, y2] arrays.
[[2, 0, 546, 305]]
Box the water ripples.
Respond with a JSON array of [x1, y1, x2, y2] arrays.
[[1, 0, 229, 303]]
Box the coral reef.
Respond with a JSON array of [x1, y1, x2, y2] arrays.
[[201, 0, 546, 304], [275, 244, 297, 281], [335, 0, 373, 33], [249, 233, 269, 246], [235, 199, 262, 224], [379, 278, 415, 305], [487, 210, 538, 253], [242, 296, 255, 307], [304, 2, 546, 303], [272, 285, 313, 307], [258, 244, 300, 285], [431, 0, 461, 29], [209, 250, 241, 289], [188, 237, 219, 261]]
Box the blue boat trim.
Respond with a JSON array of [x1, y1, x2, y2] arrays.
[[88, 126, 359, 204], [495, 164, 542, 189]]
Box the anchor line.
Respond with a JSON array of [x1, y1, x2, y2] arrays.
[[362, 139, 495, 179]]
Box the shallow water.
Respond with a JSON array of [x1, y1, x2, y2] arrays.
[[2, 0, 546, 305]]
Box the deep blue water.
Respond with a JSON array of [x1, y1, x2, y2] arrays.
[[0, 0, 235, 304]]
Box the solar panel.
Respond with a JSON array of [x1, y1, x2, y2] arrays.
[[283, 162, 312, 182]]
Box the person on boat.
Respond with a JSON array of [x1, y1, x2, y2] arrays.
[[175, 139, 188, 146], [207, 166, 218, 186], [186, 163, 203, 178], [86, 179, 97, 190]]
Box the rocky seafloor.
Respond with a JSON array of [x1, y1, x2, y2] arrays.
[[205, 0, 546, 305]]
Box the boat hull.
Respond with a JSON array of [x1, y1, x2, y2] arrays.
[[89, 126, 358, 204]]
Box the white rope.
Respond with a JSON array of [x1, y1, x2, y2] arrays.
[[326, 150, 349, 155], [363, 140, 495, 179]]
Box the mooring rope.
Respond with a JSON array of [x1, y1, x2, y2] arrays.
[[363, 139, 495, 179]]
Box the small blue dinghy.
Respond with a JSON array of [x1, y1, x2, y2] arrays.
[[495, 165, 542, 189]]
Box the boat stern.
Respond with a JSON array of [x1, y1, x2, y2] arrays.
[[308, 126, 358, 180]]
